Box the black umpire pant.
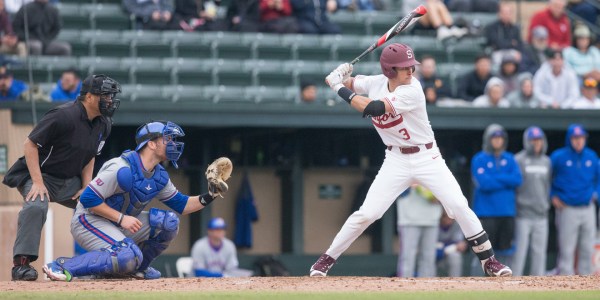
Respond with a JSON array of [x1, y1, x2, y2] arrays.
[[13, 174, 81, 261]]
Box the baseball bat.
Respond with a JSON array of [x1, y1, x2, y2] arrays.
[[350, 5, 428, 65]]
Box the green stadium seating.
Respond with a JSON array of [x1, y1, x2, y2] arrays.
[[284, 34, 331, 61], [215, 60, 251, 86], [331, 35, 376, 62], [124, 84, 165, 102], [57, 29, 89, 56], [245, 86, 293, 104], [283, 60, 326, 87], [204, 85, 249, 103], [251, 33, 291, 60], [446, 38, 486, 63], [367, 12, 401, 36], [245, 60, 293, 87], [163, 31, 214, 59], [80, 56, 130, 84], [329, 12, 369, 35], [122, 57, 170, 85], [163, 85, 205, 102], [165, 58, 214, 86]]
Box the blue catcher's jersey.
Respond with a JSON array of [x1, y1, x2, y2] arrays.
[[80, 150, 181, 216]]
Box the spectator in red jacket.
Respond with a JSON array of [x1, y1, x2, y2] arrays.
[[528, 0, 571, 50], [260, 0, 298, 33]]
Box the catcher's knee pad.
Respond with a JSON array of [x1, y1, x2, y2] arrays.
[[149, 208, 179, 243], [61, 238, 143, 277]]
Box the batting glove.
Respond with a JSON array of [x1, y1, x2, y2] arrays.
[[336, 63, 353, 83], [325, 69, 344, 92]]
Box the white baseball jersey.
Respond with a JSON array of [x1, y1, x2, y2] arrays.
[[191, 237, 239, 274], [353, 75, 435, 147]]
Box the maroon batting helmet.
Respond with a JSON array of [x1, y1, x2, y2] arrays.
[[380, 43, 420, 79]]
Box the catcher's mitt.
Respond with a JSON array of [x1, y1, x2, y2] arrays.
[[206, 157, 233, 198]]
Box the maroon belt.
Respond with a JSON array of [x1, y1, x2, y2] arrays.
[[387, 142, 434, 154]]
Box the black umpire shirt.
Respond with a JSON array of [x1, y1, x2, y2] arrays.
[[25, 101, 111, 179]]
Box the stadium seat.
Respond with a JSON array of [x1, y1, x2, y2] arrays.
[[80, 56, 130, 84], [244, 60, 292, 87], [215, 60, 251, 86], [85, 4, 133, 30], [251, 33, 292, 60], [123, 30, 172, 58], [328, 11, 369, 35], [33, 56, 80, 82], [213, 32, 253, 60], [204, 85, 249, 103], [122, 57, 169, 85], [162, 31, 212, 59], [163, 85, 205, 102], [245, 86, 293, 104], [446, 38, 485, 63], [366, 12, 401, 36], [57, 29, 89, 56], [331, 35, 377, 62], [124, 84, 165, 102], [283, 60, 326, 86], [167, 58, 216, 86], [85, 30, 131, 57], [284, 34, 331, 61]]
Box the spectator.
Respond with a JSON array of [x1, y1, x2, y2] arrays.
[[175, 0, 228, 31], [457, 54, 492, 102], [472, 77, 510, 108], [563, 24, 600, 82], [484, 1, 522, 67], [506, 72, 542, 108], [124, 0, 181, 30], [471, 124, 522, 266], [227, 0, 260, 32], [338, 0, 382, 11], [291, 0, 341, 34], [446, 0, 499, 13], [570, 77, 600, 109], [404, 0, 467, 41], [50, 69, 81, 102], [520, 26, 549, 75], [550, 124, 598, 275], [300, 80, 317, 103], [259, 0, 298, 34], [495, 53, 520, 94], [0, 0, 26, 57], [0, 68, 27, 101], [533, 49, 579, 108], [396, 185, 443, 277], [567, 0, 600, 27], [191, 217, 252, 277], [512, 126, 551, 276], [4, 0, 32, 16], [436, 212, 467, 277], [417, 55, 452, 105], [528, 0, 571, 50], [12, 0, 71, 56]]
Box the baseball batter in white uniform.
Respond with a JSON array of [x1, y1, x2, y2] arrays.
[[309, 43, 512, 277]]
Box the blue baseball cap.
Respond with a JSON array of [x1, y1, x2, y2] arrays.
[[491, 130, 505, 138], [571, 124, 588, 137], [526, 126, 544, 140], [207, 217, 226, 230]]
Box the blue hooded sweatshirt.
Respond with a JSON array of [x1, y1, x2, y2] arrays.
[[0, 79, 27, 101], [50, 79, 81, 101], [550, 124, 599, 206], [471, 123, 523, 217]]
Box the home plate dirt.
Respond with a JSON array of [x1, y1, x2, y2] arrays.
[[1, 276, 600, 292]]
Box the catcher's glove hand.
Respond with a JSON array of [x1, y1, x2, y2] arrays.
[[205, 157, 233, 198]]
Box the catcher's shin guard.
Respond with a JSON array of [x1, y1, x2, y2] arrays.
[[137, 208, 179, 273], [58, 238, 142, 278]]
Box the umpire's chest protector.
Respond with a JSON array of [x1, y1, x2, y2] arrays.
[[105, 150, 169, 217]]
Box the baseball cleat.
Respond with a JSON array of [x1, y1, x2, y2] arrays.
[[43, 261, 72, 282], [483, 256, 512, 277], [309, 254, 336, 277], [132, 266, 161, 280]]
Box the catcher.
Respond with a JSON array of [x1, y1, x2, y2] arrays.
[[42, 121, 233, 281]]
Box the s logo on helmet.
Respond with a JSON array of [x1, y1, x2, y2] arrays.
[[406, 50, 413, 59]]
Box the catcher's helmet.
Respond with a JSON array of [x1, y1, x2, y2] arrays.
[[135, 121, 185, 168], [380, 43, 420, 79], [80, 74, 122, 117]]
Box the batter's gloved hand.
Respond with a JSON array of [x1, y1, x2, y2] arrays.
[[325, 69, 344, 92], [337, 63, 353, 83], [205, 157, 233, 198]]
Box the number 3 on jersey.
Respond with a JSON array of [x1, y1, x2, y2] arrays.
[[399, 128, 411, 140]]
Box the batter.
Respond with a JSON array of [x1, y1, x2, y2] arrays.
[[310, 43, 512, 277]]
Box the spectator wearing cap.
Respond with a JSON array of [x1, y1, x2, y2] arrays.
[[521, 26, 549, 74], [570, 77, 600, 109], [512, 126, 551, 276], [12, 0, 71, 56], [550, 124, 599, 275], [495, 53, 520, 94], [50, 69, 81, 102], [528, 0, 571, 50], [0, 67, 27, 101], [417, 55, 451, 105], [506, 72, 542, 108], [533, 49, 579, 108], [563, 25, 600, 81], [471, 124, 522, 268], [457, 54, 493, 102], [191, 217, 252, 277], [472, 77, 510, 108], [2, 73, 119, 281]]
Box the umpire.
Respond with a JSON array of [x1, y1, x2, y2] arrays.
[[2, 74, 121, 281]]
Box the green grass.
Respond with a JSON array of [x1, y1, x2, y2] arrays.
[[2, 291, 600, 300]]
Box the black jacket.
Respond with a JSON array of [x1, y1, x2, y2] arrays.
[[12, 1, 61, 45], [457, 71, 492, 101], [484, 20, 522, 51]]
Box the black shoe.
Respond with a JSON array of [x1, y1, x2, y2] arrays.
[[12, 264, 38, 281]]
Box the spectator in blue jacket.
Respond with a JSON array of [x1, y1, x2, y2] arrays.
[[291, 0, 341, 34], [0, 67, 27, 101], [550, 124, 598, 275], [50, 69, 81, 102], [471, 123, 522, 262]]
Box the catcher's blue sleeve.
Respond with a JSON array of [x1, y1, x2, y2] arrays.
[[79, 186, 104, 208], [162, 192, 189, 214]]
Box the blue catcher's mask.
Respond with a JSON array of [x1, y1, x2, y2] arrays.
[[135, 121, 185, 168]]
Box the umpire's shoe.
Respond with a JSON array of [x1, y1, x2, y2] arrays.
[[309, 254, 336, 277], [133, 267, 161, 280], [483, 256, 512, 277], [42, 261, 72, 282], [12, 255, 38, 281]]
